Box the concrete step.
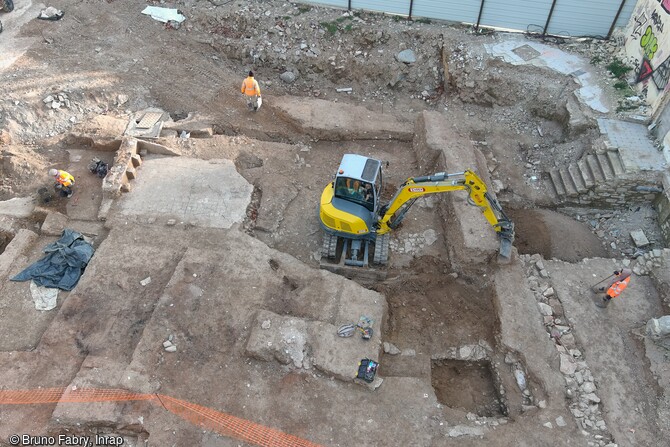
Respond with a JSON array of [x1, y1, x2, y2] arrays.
[[568, 163, 588, 193], [577, 158, 595, 188], [586, 154, 605, 182], [597, 153, 615, 181], [559, 167, 579, 197], [607, 150, 625, 176], [549, 168, 566, 196]]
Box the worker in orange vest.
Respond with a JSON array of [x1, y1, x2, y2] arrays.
[[241, 70, 262, 111], [595, 268, 632, 308], [49, 168, 75, 198]]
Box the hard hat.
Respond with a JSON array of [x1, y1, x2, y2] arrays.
[[337, 324, 356, 338], [49, 169, 58, 176]]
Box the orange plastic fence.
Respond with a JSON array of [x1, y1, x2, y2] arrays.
[[0, 387, 322, 447]]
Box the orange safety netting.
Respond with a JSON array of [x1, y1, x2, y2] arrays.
[[0, 388, 322, 447]]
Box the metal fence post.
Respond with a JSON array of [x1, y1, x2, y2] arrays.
[[348, 0, 351, 11], [542, 0, 558, 36], [608, 0, 628, 39], [409, 0, 414, 20], [475, 0, 486, 31]]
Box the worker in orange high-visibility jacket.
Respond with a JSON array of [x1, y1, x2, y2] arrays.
[[49, 168, 75, 198], [241, 71, 262, 112], [595, 268, 632, 308]]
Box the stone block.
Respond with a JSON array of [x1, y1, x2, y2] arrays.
[[126, 167, 137, 180], [40, 212, 68, 236], [630, 229, 650, 247], [131, 154, 142, 168]]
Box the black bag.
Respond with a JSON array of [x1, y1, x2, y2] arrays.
[[356, 359, 379, 383], [88, 158, 108, 178]]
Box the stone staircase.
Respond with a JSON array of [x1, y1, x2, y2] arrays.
[[547, 149, 626, 199]]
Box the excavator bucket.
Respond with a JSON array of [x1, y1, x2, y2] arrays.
[[499, 234, 513, 259], [497, 222, 515, 260]]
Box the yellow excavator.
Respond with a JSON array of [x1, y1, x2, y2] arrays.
[[319, 154, 514, 267]]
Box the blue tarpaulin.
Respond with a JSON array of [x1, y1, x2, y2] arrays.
[[11, 229, 94, 291]]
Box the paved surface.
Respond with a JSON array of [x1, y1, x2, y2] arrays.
[[485, 38, 610, 113], [115, 156, 253, 228], [597, 119, 667, 171]]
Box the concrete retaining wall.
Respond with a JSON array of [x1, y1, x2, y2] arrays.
[[565, 172, 664, 208], [655, 173, 670, 245], [413, 111, 499, 267]]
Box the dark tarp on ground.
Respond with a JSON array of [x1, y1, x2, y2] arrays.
[[11, 229, 94, 291]]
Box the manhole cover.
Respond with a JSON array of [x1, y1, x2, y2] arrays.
[[136, 112, 164, 129], [512, 44, 541, 61]]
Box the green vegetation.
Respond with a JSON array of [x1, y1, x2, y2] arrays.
[[344, 24, 353, 32], [613, 80, 630, 90], [392, 15, 404, 23], [415, 18, 431, 24], [590, 55, 602, 65], [296, 5, 310, 15], [282, 16, 291, 21], [320, 21, 338, 35], [606, 58, 633, 78]]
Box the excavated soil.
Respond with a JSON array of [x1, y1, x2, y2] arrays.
[[0, 1, 668, 446]]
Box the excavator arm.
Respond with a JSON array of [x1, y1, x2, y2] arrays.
[[377, 170, 515, 258]]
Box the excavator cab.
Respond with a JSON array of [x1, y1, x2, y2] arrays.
[[320, 154, 383, 240], [320, 155, 385, 268]]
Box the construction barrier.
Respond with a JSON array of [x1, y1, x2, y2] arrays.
[[0, 387, 322, 447]]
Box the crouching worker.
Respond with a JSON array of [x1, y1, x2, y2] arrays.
[[49, 168, 75, 198], [595, 268, 632, 308]]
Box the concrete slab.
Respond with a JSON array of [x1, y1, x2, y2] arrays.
[[546, 258, 666, 447], [0, 196, 36, 218], [246, 309, 381, 382], [597, 119, 667, 171], [40, 212, 69, 236], [124, 108, 168, 138], [115, 156, 253, 229], [485, 38, 610, 114], [273, 97, 413, 141]]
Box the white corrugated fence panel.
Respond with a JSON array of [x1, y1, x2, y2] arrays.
[[480, 0, 553, 33], [547, 0, 620, 37], [615, 0, 637, 29], [299, 0, 348, 9], [355, 0, 410, 16], [411, 0, 480, 24]]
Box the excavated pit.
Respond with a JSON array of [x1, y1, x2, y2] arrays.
[[431, 359, 505, 417]]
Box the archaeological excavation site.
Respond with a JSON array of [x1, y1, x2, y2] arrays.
[[1, 1, 670, 446]]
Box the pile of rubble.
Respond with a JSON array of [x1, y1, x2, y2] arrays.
[[521, 254, 617, 447]]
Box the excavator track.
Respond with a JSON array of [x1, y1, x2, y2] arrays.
[[322, 233, 338, 260], [373, 234, 390, 265]]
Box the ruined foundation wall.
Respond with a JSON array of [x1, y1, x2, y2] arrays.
[[655, 173, 670, 245], [413, 111, 499, 268]]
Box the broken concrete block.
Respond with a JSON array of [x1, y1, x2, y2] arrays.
[[131, 153, 142, 168], [630, 229, 650, 247], [40, 212, 69, 236], [126, 167, 137, 180], [559, 353, 577, 375], [538, 302, 553, 316]]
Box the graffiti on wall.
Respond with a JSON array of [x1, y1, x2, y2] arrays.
[[636, 55, 670, 91], [652, 56, 670, 89], [633, 11, 649, 38], [641, 25, 660, 59], [652, 10, 665, 32], [637, 57, 654, 83]]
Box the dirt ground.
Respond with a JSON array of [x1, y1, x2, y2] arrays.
[[0, 1, 669, 447]]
